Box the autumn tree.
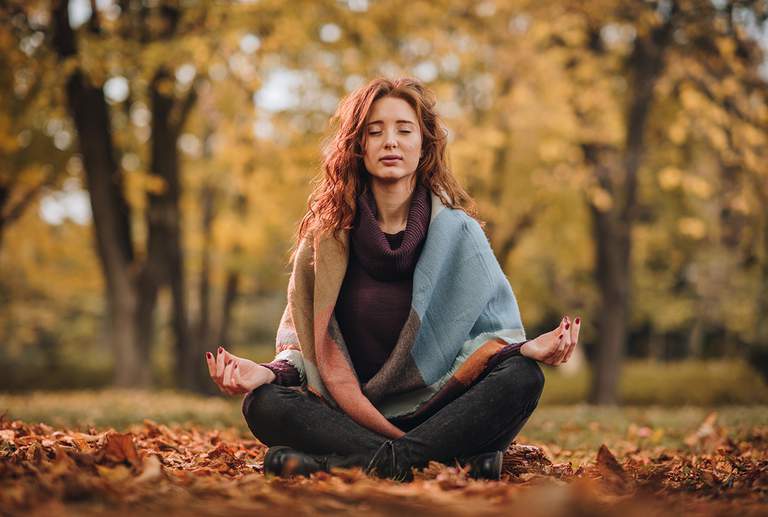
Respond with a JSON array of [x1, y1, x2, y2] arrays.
[[551, 0, 767, 402], [0, 3, 68, 251]]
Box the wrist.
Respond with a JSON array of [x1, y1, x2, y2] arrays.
[[259, 364, 277, 384]]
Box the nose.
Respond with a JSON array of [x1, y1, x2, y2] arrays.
[[384, 131, 398, 149]]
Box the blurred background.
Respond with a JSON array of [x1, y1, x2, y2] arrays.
[[2, 0, 767, 407]]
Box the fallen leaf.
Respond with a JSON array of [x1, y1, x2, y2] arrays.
[[596, 444, 632, 493], [101, 432, 141, 468]]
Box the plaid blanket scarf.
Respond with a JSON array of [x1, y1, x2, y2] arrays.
[[271, 191, 527, 438]]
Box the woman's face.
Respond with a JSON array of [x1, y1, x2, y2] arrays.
[[362, 96, 423, 187]]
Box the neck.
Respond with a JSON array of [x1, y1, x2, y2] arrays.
[[369, 177, 416, 234]]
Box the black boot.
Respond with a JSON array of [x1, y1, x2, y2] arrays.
[[263, 446, 328, 477], [458, 450, 504, 480], [263, 446, 373, 478], [365, 440, 414, 482]]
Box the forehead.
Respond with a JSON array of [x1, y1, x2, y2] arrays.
[[366, 96, 418, 123]]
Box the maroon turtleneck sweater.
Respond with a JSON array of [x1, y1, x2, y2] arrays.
[[263, 183, 431, 385]]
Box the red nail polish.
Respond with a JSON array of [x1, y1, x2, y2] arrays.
[[218, 347, 222, 354], [565, 323, 570, 330], [575, 318, 580, 324], [206, 352, 212, 359], [558, 334, 563, 339]]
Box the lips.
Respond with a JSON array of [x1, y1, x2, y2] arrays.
[[380, 155, 402, 162]]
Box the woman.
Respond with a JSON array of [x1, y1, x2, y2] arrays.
[[205, 77, 581, 481]]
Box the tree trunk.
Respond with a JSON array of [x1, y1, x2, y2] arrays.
[[53, 0, 147, 387], [755, 178, 768, 348], [147, 65, 196, 389], [189, 183, 218, 393], [687, 313, 705, 359], [218, 271, 240, 347], [585, 10, 675, 404], [589, 202, 630, 404]]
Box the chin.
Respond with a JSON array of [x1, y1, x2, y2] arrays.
[[370, 168, 413, 182]]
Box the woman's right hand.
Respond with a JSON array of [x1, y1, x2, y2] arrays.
[[205, 346, 276, 396], [520, 315, 581, 366]]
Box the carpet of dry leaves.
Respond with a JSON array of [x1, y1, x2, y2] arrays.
[[1, 410, 766, 516]]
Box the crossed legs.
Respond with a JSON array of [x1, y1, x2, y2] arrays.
[[242, 354, 545, 477]]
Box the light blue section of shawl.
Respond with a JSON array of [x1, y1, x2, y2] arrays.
[[410, 199, 526, 386]]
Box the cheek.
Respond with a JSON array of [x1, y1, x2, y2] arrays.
[[406, 139, 422, 159]]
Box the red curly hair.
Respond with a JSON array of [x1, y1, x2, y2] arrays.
[[294, 77, 478, 256]]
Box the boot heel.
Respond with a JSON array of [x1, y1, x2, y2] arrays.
[[461, 450, 503, 480]]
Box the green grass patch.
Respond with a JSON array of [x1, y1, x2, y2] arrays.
[[540, 359, 768, 405], [1, 390, 765, 458], [1, 359, 766, 407]]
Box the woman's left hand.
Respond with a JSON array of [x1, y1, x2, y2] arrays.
[[205, 346, 276, 396], [520, 315, 581, 366]]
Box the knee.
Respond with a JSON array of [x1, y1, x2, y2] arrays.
[[498, 355, 545, 403], [241, 383, 297, 439], [525, 358, 545, 407], [242, 383, 294, 418]]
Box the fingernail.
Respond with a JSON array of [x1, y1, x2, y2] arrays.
[[218, 347, 222, 354], [206, 352, 212, 359], [565, 323, 570, 330], [575, 317, 581, 324], [558, 334, 563, 339]]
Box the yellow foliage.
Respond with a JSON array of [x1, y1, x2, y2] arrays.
[[682, 175, 712, 199], [729, 192, 751, 215], [588, 186, 613, 212], [716, 37, 735, 58], [720, 77, 740, 97], [739, 124, 765, 147], [677, 217, 706, 239], [144, 174, 168, 195], [704, 125, 728, 152], [680, 86, 705, 111], [743, 149, 762, 173], [538, 140, 567, 162], [657, 167, 683, 190], [667, 121, 687, 145]]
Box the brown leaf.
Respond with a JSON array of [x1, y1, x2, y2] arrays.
[[133, 454, 164, 484], [684, 411, 725, 452], [101, 432, 141, 468], [503, 443, 553, 476], [596, 444, 632, 492]]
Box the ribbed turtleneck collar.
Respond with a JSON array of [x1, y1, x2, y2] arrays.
[[350, 182, 431, 281]]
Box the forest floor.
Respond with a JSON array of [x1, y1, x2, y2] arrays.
[[0, 391, 766, 516]]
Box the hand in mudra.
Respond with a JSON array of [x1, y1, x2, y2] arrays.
[[204, 346, 276, 396], [521, 316, 581, 366]]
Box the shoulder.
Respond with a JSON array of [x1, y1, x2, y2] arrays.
[[438, 206, 486, 239]]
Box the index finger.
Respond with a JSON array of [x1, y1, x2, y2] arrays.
[[570, 316, 581, 346], [205, 352, 216, 377]]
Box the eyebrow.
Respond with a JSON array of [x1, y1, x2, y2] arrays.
[[366, 120, 416, 126]]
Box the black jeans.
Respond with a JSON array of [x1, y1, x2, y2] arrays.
[[242, 353, 544, 478]]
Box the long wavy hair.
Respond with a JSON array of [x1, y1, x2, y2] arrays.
[[293, 77, 478, 258]]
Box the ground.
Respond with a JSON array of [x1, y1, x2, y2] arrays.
[[0, 391, 766, 516]]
